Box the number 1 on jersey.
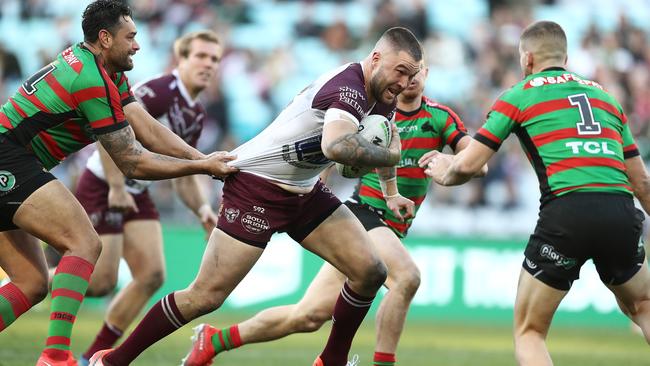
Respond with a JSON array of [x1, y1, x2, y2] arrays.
[[22, 64, 56, 95], [569, 93, 601, 135]]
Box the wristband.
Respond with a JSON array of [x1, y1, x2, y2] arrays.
[[383, 193, 400, 199], [379, 177, 397, 196]]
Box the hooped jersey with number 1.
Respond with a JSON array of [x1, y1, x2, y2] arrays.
[[0, 42, 133, 170], [474, 67, 638, 206]]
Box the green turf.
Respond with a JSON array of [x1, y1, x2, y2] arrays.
[[1, 306, 648, 365]]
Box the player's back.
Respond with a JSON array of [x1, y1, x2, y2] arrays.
[[484, 68, 636, 203]]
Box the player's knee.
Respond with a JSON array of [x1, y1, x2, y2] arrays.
[[86, 277, 118, 297], [191, 289, 227, 316], [399, 267, 421, 298], [140, 269, 165, 295], [362, 259, 387, 291], [29, 280, 49, 305]]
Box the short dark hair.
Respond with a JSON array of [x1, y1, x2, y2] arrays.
[[380, 27, 423, 62], [82, 0, 132, 43]]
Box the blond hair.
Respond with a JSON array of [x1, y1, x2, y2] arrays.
[[520, 21, 567, 63], [173, 30, 220, 59]]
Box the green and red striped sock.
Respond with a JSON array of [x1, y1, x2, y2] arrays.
[[0, 282, 31, 331], [374, 352, 396, 366], [43, 255, 93, 359], [210, 325, 242, 354]]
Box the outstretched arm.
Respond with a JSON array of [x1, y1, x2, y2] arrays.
[[422, 139, 495, 186], [124, 102, 205, 160], [97, 126, 237, 180]]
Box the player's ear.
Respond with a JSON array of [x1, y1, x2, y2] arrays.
[[525, 51, 534, 72], [98, 29, 113, 49], [371, 51, 381, 68]]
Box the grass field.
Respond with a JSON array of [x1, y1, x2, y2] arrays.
[[0, 307, 648, 366]]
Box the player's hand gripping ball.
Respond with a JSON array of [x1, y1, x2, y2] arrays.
[[335, 114, 392, 178]]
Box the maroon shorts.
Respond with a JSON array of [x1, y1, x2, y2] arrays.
[[217, 172, 342, 248], [75, 169, 160, 235]]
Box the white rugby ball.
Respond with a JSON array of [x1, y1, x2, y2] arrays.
[[335, 114, 392, 178]]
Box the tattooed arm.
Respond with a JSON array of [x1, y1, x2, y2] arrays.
[[321, 119, 401, 167], [124, 102, 205, 160], [97, 126, 237, 180]]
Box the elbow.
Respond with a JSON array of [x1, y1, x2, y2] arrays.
[[115, 161, 141, 180], [322, 145, 349, 165]]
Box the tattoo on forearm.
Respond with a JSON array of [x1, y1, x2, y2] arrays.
[[328, 134, 395, 166], [99, 127, 143, 177]]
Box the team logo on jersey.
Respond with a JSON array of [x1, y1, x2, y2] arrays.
[[421, 122, 434, 133], [540, 244, 577, 270], [0, 171, 16, 192], [224, 207, 240, 223], [241, 211, 270, 235]]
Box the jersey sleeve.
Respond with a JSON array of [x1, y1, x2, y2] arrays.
[[116, 72, 136, 107], [621, 113, 639, 159], [437, 107, 468, 151], [474, 90, 521, 151], [72, 65, 128, 135]]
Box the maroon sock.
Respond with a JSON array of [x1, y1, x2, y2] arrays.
[[319, 282, 375, 366], [105, 293, 187, 365], [82, 322, 123, 360]]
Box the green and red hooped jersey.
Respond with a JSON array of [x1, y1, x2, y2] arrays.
[[352, 96, 468, 237], [0, 43, 134, 170], [474, 67, 638, 205]]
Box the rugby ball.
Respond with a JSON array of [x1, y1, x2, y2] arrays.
[[335, 114, 392, 178]]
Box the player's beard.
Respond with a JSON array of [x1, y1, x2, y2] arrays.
[[369, 71, 394, 104], [113, 52, 134, 72]]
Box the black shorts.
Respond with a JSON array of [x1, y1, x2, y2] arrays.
[[0, 134, 56, 232], [344, 201, 389, 232], [523, 192, 645, 290]]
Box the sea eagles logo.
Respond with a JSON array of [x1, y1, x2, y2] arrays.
[[0, 170, 16, 192], [224, 208, 240, 223]]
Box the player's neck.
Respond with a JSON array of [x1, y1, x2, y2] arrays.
[[177, 71, 202, 100], [531, 62, 566, 75], [83, 41, 117, 75], [397, 94, 421, 112]]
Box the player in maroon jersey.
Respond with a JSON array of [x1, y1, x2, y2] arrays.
[[424, 21, 650, 365], [177, 61, 486, 366], [0, 2, 236, 365], [89, 27, 423, 366], [76, 30, 223, 366]]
